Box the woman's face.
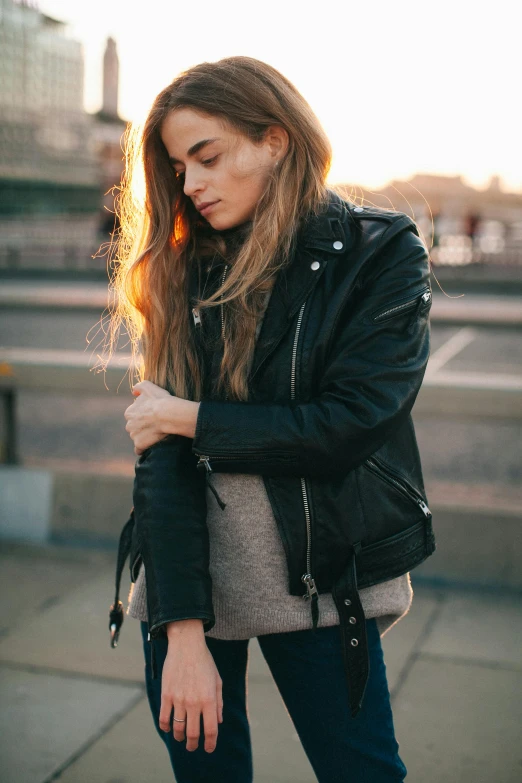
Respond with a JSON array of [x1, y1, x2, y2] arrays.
[[160, 108, 284, 231]]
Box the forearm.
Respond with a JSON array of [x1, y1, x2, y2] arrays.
[[191, 395, 412, 478], [158, 397, 201, 439], [134, 436, 215, 637]]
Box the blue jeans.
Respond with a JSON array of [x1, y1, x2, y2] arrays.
[[140, 618, 407, 782]]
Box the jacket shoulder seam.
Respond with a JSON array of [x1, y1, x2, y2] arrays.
[[348, 204, 415, 225]]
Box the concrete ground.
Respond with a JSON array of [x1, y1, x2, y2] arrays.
[[0, 539, 521, 783]]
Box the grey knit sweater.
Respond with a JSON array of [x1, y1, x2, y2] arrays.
[[127, 284, 413, 639], [127, 470, 413, 639]]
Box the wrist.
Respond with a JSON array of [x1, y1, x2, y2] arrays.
[[156, 397, 177, 436], [166, 618, 205, 642], [157, 397, 200, 439], [179, 400, 200, 439]]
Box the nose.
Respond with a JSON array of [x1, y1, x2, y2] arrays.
[[182, 166, 204, 199]]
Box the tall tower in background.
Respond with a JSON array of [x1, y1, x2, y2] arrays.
[[102, 36, 119, 119], [94, 36, 127, 240]]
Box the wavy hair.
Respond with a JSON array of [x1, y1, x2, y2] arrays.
[[107, 56, 332, 401]]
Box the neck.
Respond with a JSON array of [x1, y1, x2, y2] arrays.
[[219, 222, 251, 259]]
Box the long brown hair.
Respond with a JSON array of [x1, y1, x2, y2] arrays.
[[107, 56, 332, 401]]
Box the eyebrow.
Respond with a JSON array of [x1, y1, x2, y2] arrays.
[[168, 138, 221, 165]]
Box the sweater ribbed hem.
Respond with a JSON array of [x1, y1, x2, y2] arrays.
[[127, 566, 412, 639]]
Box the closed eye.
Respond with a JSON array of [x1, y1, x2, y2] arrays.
[[172, 155, 218, 178]]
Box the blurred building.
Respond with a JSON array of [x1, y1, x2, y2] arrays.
[[340, 173, 522, 267], [0, 0, 127, 271], [374, 173, 522, 222]]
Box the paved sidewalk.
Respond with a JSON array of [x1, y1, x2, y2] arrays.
[[0, 539, 521, 783]]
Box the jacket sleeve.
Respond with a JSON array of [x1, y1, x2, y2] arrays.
[[133, 434, 215, 638], [191, 217, 431, 477]]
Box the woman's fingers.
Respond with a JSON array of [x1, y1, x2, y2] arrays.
[[165, 703, 219, 753], [185, 706, 202, 752], [172, 710, 187, 743], [217, 678, 224, 723], [202, 704, 219, 753], [159, 696, 173, 733]]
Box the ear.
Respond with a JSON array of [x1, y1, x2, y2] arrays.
[[264, 124, 289, 162]]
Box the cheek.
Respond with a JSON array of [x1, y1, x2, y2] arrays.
[[211, 168, 269, 228], [228, 160, 270, 205]]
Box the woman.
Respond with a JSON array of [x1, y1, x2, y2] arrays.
[[108, 56, 435, 782]]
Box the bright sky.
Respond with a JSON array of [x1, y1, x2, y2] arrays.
[[41, 0, 521, 192]]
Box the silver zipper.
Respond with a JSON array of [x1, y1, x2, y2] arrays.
[[365, 458, 432, 517], [196, 264, 231, 510], [291, 300, 318, 604], [220, 265, 228, 339], [197, 454, 226, 509], [373, 288, 431, 322], [192, 307, 201, 327]]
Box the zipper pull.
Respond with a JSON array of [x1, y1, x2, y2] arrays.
[[417, 498, 432, 517], [197, 455, 211, 470], [197, 455, 227, 510], [407, 289, 431, 335], [302, 574, 319, 631], [302, 573, 318, 600], [192, 307, 202, 327]]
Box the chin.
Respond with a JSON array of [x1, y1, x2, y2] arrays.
[[205, 204, 253, 232], [208, 215, 244, 231]]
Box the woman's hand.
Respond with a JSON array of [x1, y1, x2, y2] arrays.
[[124, 380, 201, 454], [160, 620, 224, 753], [124, 380, 171, 455]]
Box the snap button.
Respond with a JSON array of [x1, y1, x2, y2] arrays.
[[333, 240, 343, 250], [350, 638, 359, 647], [354, 207, 364, 213], [344, 598, 352, 606], [349, 616, 357, 624], [310, 261, 320, 271]]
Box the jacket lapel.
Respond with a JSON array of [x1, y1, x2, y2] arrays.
[[249, 191, 351, 382], [248, 245, 326, 382]]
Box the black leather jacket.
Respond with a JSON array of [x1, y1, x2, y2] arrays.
[[110, 189, 436, 718]]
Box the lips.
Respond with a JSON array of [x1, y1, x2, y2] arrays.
[[196, 200, 219, 213]]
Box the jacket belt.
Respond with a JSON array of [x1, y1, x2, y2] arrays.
[[332, 542, 369, 718], [108, 507, 134, 648]]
